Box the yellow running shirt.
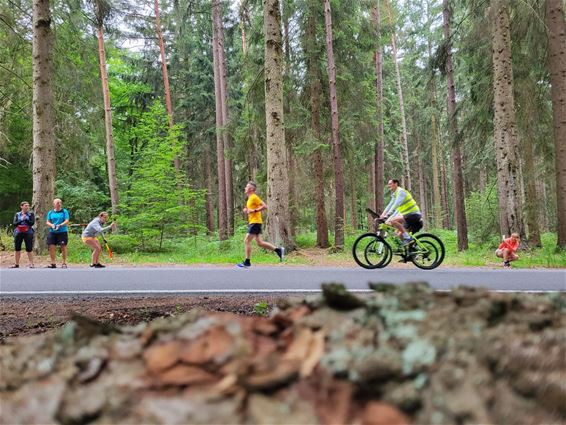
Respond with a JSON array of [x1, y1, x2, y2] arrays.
[[247, 193, 263, 224]]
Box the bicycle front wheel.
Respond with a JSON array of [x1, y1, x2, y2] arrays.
[[352, 233, 392, 269], [410, 233, 445, 270]]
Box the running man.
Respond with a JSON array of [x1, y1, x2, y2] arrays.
[[380, 179, 422, 246], [82, 211, 116, 268], [46, 198, 70, 268], [237, 181, 284, 268]]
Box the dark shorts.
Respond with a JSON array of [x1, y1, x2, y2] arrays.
[[403, 213, 423, 233], [247, 223, 262, 235], [14, 232, 33, 252], [47, 232, 68, 246]]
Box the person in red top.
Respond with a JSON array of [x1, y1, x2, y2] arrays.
[[495, 233, 520, 268]]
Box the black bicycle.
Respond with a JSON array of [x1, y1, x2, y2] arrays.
[[352, 208, 445, 270]]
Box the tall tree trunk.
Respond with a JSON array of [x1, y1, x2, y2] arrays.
[[491, 0, 525, 238], [212, 1, 228, 240], [546, 0, 566, 248], [372, 3, 385, 213], [323, 0, 346, 249], [264, 0, 293, 250], [154, 0, 180, 172], [443, 0, 468, 250], [32, 0, 55, 254], [306, 1, 329, 248], [214, 1, 233, 235], [205, 146, 215, 234], [431, 112, 442, 227], [416, 135, 427, 225], [521, 135, 541, 247], [283, 7, 297, 238], [349, 166, 358, 230], [386, 3, 411, 191], [96, 25, 119, 216], [440, 152, 451, 228], [426, 21, 442, 229], [239, 0, 248, 57]]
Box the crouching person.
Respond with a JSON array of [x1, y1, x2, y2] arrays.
[[82, 212, 116, 268], [496, 233, 520, 268]]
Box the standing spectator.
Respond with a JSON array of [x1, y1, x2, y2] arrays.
[[10, 201, 35, 268], [45, 198, 70, 269], [496, 233, 520, 268], [82, 212, 116, 268]]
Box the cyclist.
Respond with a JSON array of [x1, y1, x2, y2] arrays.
[[237, 181, 284, 268], [379, 179, 422, 246]]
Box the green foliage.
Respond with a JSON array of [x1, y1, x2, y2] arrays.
[[55, 179, 110, 224], [253, 301, 270, 317], [120, 102, 206, 250], [464, 184, 500, 246]]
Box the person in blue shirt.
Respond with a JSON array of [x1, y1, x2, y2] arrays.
[[10, 201, 35, 268], [45, 198, 70, 269]]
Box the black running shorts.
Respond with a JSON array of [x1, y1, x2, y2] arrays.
[[247, 223, 262, 235]]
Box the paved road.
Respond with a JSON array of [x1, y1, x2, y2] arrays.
[[0, 267, 564, 295]]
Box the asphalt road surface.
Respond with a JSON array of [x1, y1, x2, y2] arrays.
[[1, 267, 564, 296]]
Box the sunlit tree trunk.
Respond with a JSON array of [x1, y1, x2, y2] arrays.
[[443, 0, 468, 250], [32, 0, 55, 253], [154, 0, 180, 172], [264, 0, 293, 250], [491, 0, 525, 238], [323, 0, 346, 249], [546, 0, 566, 248], [96, 23, 119, 216], [372, 3, 385, 214], [386, 2, 411, 191], [239, 0, 248, 57], [212, 0, 227, 240]]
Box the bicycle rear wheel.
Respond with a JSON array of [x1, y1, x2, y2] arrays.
[[352, 233, 392, 269], [410, 233, 445, 270]]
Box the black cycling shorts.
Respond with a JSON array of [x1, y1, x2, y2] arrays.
[[14, 232, 33, 252], [47, 232, 68, 246], [247, 223, 262, 235], [403, 213, 423, 233]]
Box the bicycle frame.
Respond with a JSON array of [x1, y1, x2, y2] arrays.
[[375, 221, 426, 254]]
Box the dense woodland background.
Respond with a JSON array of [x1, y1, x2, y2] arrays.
[[0, 0, 565, 253]]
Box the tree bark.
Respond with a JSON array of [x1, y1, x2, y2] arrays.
[[239, 0, 248, 57], [213, 1, 233, 235], [32, 0, 55, 254], [416, 135, 427, 226], [212, 1, 228, 240], [443, 0, 468, 250], [440, 151, 451, 228], [546, 0, 566, 248], [205, 146, 215, 234], [96, 25, 119, 217], [154, 0, 180, 172], [323, 0, 346, 249], [491, 0, 525, 238], [264, 0, 293, 250], [306, 1, 329, 248], [386, 2, 411, 191], [372, 3, 385, 214]]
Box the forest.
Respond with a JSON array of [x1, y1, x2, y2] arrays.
[[0, 0, 565, 258]]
